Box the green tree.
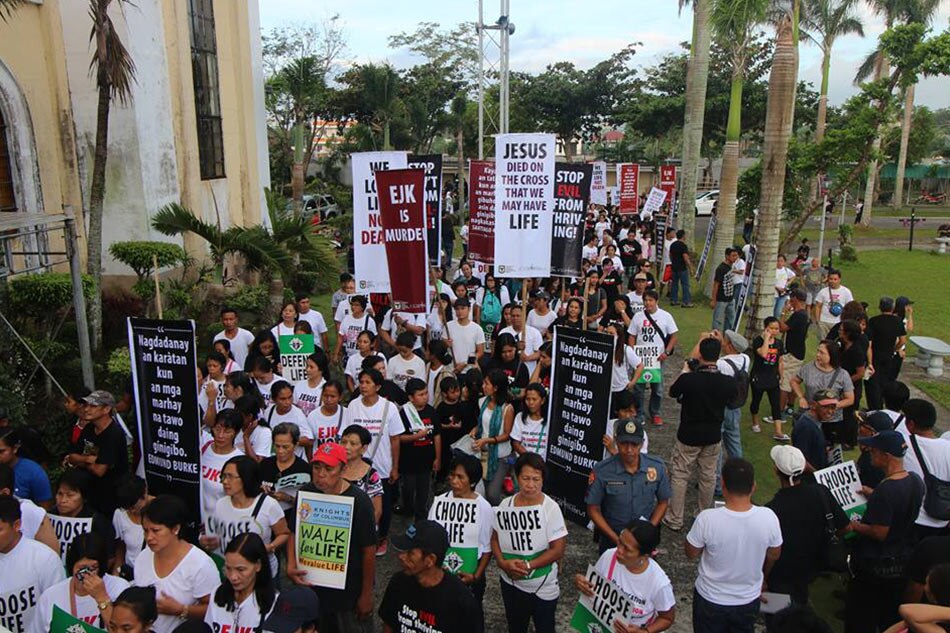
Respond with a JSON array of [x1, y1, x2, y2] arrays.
[[334, 64, 406, 151], [387, 22, 480, 90], [680, 0, 714, 244]]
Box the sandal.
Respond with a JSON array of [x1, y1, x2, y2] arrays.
[[751, 424, 761, 433]]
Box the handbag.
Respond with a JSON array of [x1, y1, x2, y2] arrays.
[[910, 434, 950, 520], [818, 485, 849, 573]]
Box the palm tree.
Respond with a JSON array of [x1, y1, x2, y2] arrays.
[[359, 64, 403, 151], [450, 94, 468, 211], [678, 0, 713, 245], [708, 0, 770, 293], [745, 14, 799, 337]]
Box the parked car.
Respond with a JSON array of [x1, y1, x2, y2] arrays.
[[694, 189, 719, 217], [286, 194, 341, 222]]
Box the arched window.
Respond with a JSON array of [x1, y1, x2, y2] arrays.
[[0, 106, 15, 212]]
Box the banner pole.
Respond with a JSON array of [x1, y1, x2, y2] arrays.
[[582, 277, 590, 331], [152, 254, 163, 320]]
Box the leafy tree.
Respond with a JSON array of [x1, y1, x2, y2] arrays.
[[883, 105, 937, 166], [388, 22, 480, 90], [400, 62, 464, 153], [334, 64, 408, 151]]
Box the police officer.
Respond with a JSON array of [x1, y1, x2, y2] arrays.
[[585, 418, 671, 554]]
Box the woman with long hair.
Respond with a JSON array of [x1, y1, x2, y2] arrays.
[[270, 301, 299, 340], [212, 339, 239, 375], [427, 292, 452, 339], [606, 322, 643, 418], [474, 273, 510, 338], [205, 533, 276, 632], [199, 352, 231, 429], [293, 350, 328, 418], [344, 330, 385, 392], [202, 372, 263, 439], [112, 474, 153, 576], [200, 410, 244, 526], [482, 333, 530, 406], [426, 339, 456, 408], [472, 369, 515, 505], [244, 330, 281, 374], [790, 339, 855, 445], [528, 342, 553, 390], [233, 394, 273, 463]]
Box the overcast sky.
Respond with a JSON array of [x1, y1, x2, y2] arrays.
[[259, 0, 950, 110]]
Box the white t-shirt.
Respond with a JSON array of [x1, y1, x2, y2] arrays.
[[583, 244, 599, 262], [428, 491, 494, 562], [815, 285, 854, 324], [263, 404, 309, 459], [592, 549, 675, 627], [611, 346, 642, 393], [200, 445, 244, 525], [493, 494, 569, 601], [31, 575, 129, 633], [306, 406, 345, 451], [387, 354, 427, 392], [595, 221, 610, 240], [297, 310, 329, 345], [717, 353, 750, 378], [204, 589, 272, 633], [426, 307, 446, 342], [627, 309, 678, 347], [500, 325, 544, 375], [254, 375, 281, 410], [270, 323, 296, 340], [17, 498, 45, 540], [209, 494, 285, 576], [509, 413, 549, 457], [343, 398, 402, 479], [731, 258, 747, 286], [197, 378, 228, 419], [0, 536, 65, 633], [383, 311, 427, 350], [234, 425, 273, 460], [662, 239, 674, 268], [293, 379, 325, 418], [338, 313, 377, 359], [896, 421, 950, 528], [686, 506, 782, 606], [526, 309, 558, 338], [775, 267, 795, 293], [605, 418, 649, 456], [446, 321, 486, 367], [113, 509, 145, 567], [133, 546, 219, 633], [478, 398, 512, 460], [344, 352, 387, 386], [627, 291, 645, 315], [213, 328, 255, 368]]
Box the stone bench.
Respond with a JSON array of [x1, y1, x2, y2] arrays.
[[936, 237, 950, 254], [911, 336, 950, 377]]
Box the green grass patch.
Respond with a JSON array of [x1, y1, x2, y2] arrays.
[[872, 206, 950, 218], [913, 380, 950, 412]]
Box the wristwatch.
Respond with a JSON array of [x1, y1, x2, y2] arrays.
[[97, 600, 110, 612]]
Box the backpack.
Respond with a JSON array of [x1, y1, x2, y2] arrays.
[[723, 358, 750, 409], [910, 434, 950, 520]]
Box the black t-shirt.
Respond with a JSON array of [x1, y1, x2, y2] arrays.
[[766, 483, 849, 589], [618, 238, 642, 266], [397, 404, 440, 473], [436, 401, 471, 450], [669, 370, 738, 446], [600, 270, 623, 302], [669, 240, 689, 272], [840, 342, 867, 378], [76, 421, 129, 515], [854, 473, 925, 562], [714, 262, 733, 301], [482, 358, 530, 393], [784, 310, 810, 360], [867, 314, 906, 366], [379, 570, 483, 633], [907, 536, 950, 584], [792, 414, 828, 471], [259, 456, 310, 490], [751, 337, 784, 390], [290, 483, 377, 612], [857, 450, 885, 489]]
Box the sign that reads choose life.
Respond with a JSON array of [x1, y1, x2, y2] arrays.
[[494, 133, 556, 278], [351, 151, 408, 293]]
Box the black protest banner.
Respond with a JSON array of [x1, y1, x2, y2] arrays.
[[654, 213, 669, 269], [546, 327, 614, 525], [695, 214, 717, 280], [408, 154, 443, 266], [128, 318, 201, 533], [733, 245, 756, 331], [551, 162, 593, 278]]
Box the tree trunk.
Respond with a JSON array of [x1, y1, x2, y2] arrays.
[[708, 73, 744, 295], [563, 138, 574, 162], [456, 128, 466, 212], [808, 45, 832, 205], [746, 17, 798, 339], [383, 121, 392, 151], [861, 55, 890, 226], [893, 84, 915, 208], [291, 122, 305, 216], [678, 0, 712, 246], [87, 82, 111, 351]]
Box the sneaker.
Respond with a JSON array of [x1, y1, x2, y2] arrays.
[[773, 433, 791, 442], [681, 303, 695, 308], [652, 415, 664, 426], [763, 416, 773, 423], [669, 301, 680, 306], [751, 424, 761, 433], [376, 539, 388, 557]]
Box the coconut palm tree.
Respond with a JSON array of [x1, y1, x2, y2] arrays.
[[359, 64, 403, 151], [708, 0, 770, 292], [678, 0, 713, 245]]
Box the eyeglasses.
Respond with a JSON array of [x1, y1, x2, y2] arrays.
[[220, 473, 241, 481]]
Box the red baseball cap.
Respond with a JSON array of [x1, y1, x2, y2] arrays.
[[312, 442, 347, 467]]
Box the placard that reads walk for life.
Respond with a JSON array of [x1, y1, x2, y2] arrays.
[[407, 154, 443, 266], [296, 490, 354, 589], [635, 341, 663, 384], [494, 133, 556, 278], [570, 565, 637, 633], [590, 161, 608, 206], [546, 327, 614, 525], [352, 151, 408, 293], [430, 495, 480, 575], [49, 514, 93, 563], [551, 162, 593, 278], [813, 460, 868, 521], [279, 334, 314, 383], [468, 160, 496, 264], [375, 168, 430, 314]]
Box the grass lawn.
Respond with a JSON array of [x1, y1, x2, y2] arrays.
[[913, 380, 950, 412], [793, 224, 910, 243], [872, 206, 950, 218]]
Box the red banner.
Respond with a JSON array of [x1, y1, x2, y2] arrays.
[[468, 160, 495, 265], [660, 165, 677, 212], [618, 163, 640, 214], [374, 169, 429, 314]]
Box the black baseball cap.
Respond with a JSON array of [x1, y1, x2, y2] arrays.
[[861, 411, 895, 433], [391, 520, 449, 561], [261, 587, 320, 633], [858, 430, 907, 457]]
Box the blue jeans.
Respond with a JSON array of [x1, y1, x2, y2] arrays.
[[633, 374, 664, 418], [711, 299, 736, 333], [693, 589, 759, 633], [500, 579, 557, 633], [716, 407, 743, 495], [773, 294, 788, 319], [670, 269, 691, 304]]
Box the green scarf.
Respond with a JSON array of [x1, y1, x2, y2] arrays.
[[477, 396, 504, 482]]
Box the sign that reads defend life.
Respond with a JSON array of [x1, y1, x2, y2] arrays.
[[279, 334, 315, 383], [374, 168, 430, 314], [351, 151, 408, 293], [494, 133, 556, 278]]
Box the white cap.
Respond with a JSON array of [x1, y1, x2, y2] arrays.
[[770, 445, 806, 482]]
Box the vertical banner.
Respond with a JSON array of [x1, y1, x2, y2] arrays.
[[695, 214, 717, 280], [814, 461, 868, 521], [494, 133, 556, 278], [375, 168, 430, 314], [660, 164, 677, 214], [654, 213, 669, 269], [617, 163, 640, 214], [546, 327, 614, 525], [590, 161, 608, 206], [279, 334, 315, 382], [408, 154, 443, 266], [352, 151, 408, 293], [468, 160, 496, 265], [551, 162, 593, 278], [128, 319, 201, 532], [295, 490, 354, 589], [732, 245, 756, 331], [570, 565, 638, 632]]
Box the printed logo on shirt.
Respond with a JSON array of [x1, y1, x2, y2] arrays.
[[203, 465, 223, 483], [0, 584, 38, 632], [397, 604, 444, 633], [210, 624, 255, 633]]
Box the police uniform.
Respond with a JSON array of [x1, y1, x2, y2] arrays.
[[585, 420, 672, 551]]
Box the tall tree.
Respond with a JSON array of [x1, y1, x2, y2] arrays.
[[335, 64, 405, 151], [450, 94, 468, 209], [679, 0, 713, 244], [388, 22, 480, 91]]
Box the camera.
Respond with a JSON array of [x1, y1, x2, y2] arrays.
[[75, 566, 94, 582]]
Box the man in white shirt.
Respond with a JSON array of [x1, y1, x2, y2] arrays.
[[526, 291, 557, 339], [686, 458, 782, 633], [500, 304, 544, 375], [445, 298, 485, 373], [380, 310, 427, 352], [813, 268, 854, 340], [627, 290, 678, 426], [295, 293, 330, 350], [212, 308, 255, 368], [897, 399, 950, 538], [715, 330, 750, 495]]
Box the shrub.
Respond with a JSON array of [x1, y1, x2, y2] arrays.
[[226, 284, 269, 314], [8, 272, 93, 317], [109, 241, 188, 280], [107, 346, 132, 382]]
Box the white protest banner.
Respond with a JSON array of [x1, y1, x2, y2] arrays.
[[49, 514, 93, 563], [570, 565, 637, 633], [295, 490, 354, 589], [430, 495, 481, 575], [494, 133, 556, 278], [813, 460, 868, 521], [279, 334, 314, 382], [642, 187, 667, 216], [635, 341, 663, 383], [352, 151, 408, 293], [590, 161, 608, 205]]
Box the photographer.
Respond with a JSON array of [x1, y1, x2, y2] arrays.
[[663, 336, 739, 532]]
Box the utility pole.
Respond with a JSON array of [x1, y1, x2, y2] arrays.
[[476, 0, 514, 158]]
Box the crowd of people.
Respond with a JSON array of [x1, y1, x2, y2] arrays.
[[0, 203, 948, 633]]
